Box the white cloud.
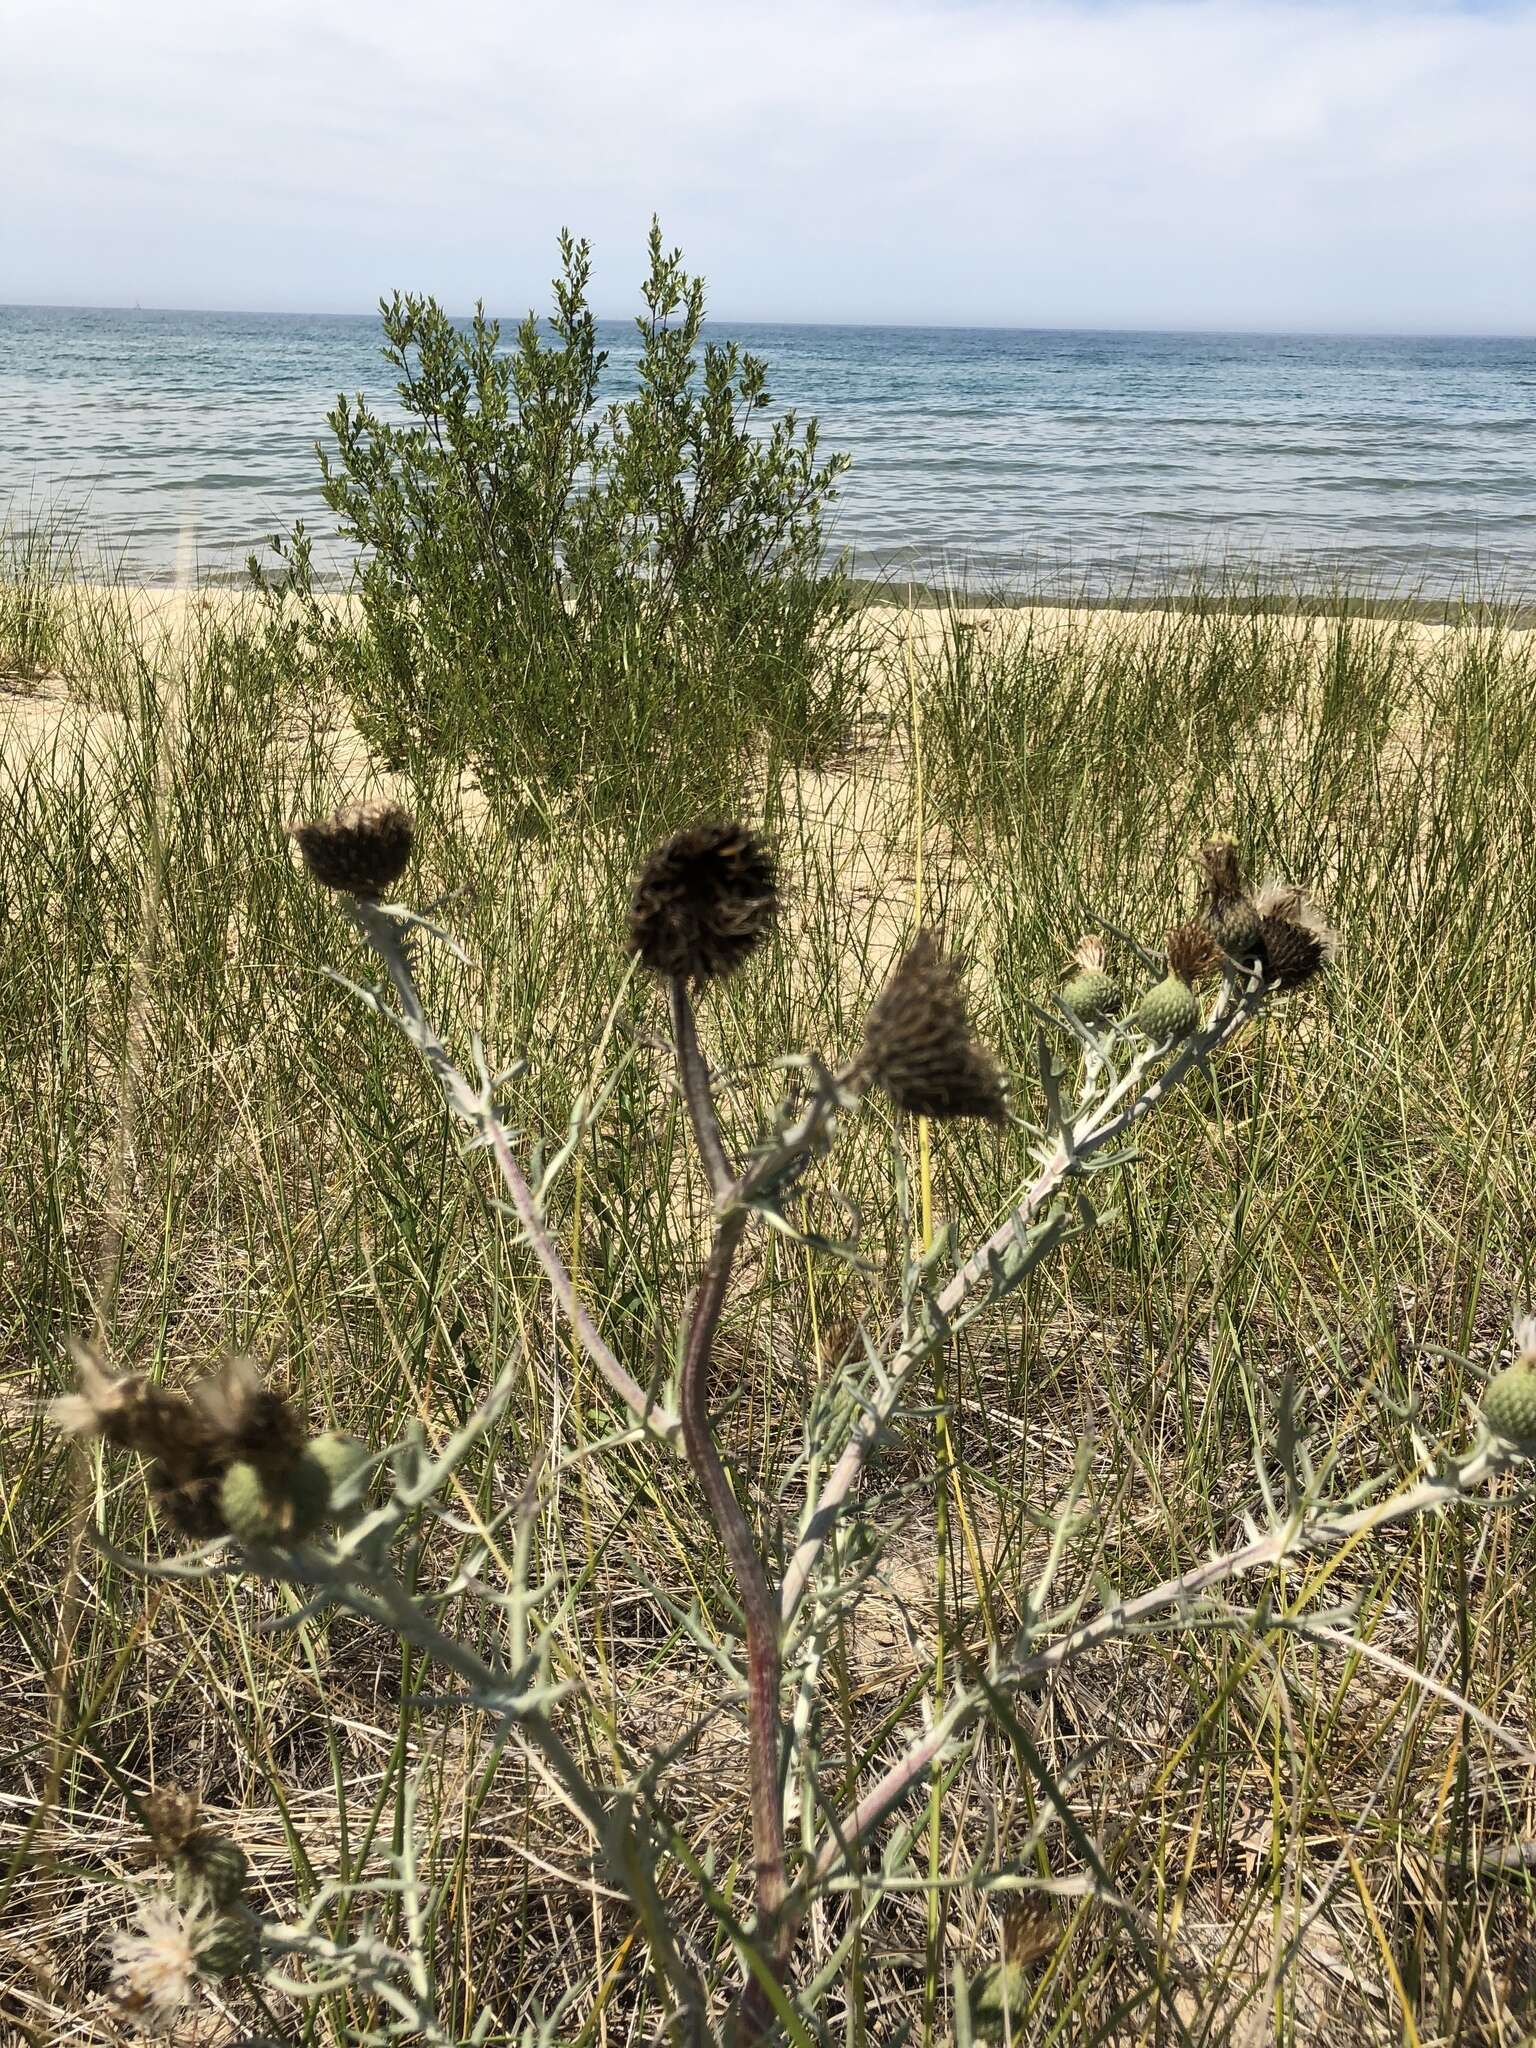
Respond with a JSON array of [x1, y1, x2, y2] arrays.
[[6, 0, 1535, 329]]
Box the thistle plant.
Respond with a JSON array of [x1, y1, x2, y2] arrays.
[[51, 803, 1534, 2043]]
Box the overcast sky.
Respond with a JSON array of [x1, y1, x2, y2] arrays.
[[6, 0, 1535, 333]]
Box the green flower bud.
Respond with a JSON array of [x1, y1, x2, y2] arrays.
[[173, 1833, 248, 1911], [219, 1450, 331, 1544], [1060, 968, 1119, 1025], [220, 1460, 281, 1543], [970, 1960, 1030, 2037], [193, 1911, 255, 1981], [306, 1431, 369, 1508], [1059, 936, 1118, 1027], [1132, 972, 1198, 1044], [1482, 1363, 1536, 1451]]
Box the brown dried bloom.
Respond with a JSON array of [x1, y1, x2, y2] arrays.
[[1069, 935, 1108, 976], [49, 1345, 149, 1444], [142, 1788, 201, 1860], [190, 1356, 306, 1479], [1166, 920, 1219, 987], [860, 928, 1007, 1124], [289, 801, 414, 897], [629, 822, 778, 984], [51, 1348, 308, 1541], [1254, 879, 1338, 992], [1199, 839, 1263, 964], [51, 1343, 220, 1482]]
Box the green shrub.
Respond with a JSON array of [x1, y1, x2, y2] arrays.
[[254, 224, 864, 823]]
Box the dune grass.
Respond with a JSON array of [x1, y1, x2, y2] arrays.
[[2, 548, 1534, 2044]]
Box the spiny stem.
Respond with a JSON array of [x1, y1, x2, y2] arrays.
[[778, 986, 1265, 1624], [671, 975, 735, 1200], [679, 1216, 788, 1939], [670, 978, 789, 2030], [350, 899, 682, 1446], [806, 1438, 1518, 1894]]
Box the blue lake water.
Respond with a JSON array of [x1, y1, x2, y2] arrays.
[[1, 305, 1533, 595]]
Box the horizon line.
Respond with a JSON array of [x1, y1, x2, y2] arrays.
[[3, 300, 1534, 345]]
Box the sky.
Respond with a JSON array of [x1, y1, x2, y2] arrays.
[[6, 0, 1536, 333]]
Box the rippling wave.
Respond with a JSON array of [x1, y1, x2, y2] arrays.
[[1, 306, 1533, 595]]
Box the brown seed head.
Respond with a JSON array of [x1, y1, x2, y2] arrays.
[[290, 802, 414, 897], [860, 928, 1007, 1124], [143, 1788, 201, 1860], [1198, 838, 1263, 961], [1256, 917, 1324, 989], [1069, 934, 1108, 975], [51, 1342, 222, 1482], [50, 1347, 311, 1543], [149, 1469, 231, 1541], [1253, 879, 1338, 992], [1166, 920, 1219, 987], [629, 822, 778, 984], [1199, 839, 1247, 900], [190, 1356, 307, 1479]]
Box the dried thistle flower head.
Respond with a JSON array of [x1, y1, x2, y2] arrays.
[[1253, 878, 1338, 992], [147, 1468, 228, 1541], [142, 1788, 201, 1860], [50, 1347, 316, 1543], [109, 1896, 199, 2032], [289, 801, 414, 898], [629, 821, 778, 984], [1069, 935, 1107, 976], [51, 1342, 220, 1483], [1513, 1314, 1536, 1368], [1166, 920, 1218, 988], [860, 928, 1007, 1124], [190, 1356, 305, 1477], [49, 1343, 144, 1443], [1199, 838, 1263, 963]]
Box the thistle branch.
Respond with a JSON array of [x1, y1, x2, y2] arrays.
[[778, 984, 1265, 1624], [671, 975, 735, 1200], [669, 982, 789, 2005], [806, 1435, 1525, 1891], [348, 899, 682, 1447]]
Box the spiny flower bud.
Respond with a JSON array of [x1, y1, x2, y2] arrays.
[[1059, 935, 1119, 1025], [1482, 1367, 1536, 1448], [629, 821, 778, 984], [173, 1833, 250, 1912], [860, 928, 1007, 1124], [219, 1452, 332, 1547], [1132, 962, 1200, 1045], [1199, 840, 1262, 966], [970, 1961, 1029, 2039], [1131, 926, 1211, 1042], [1482, 1316, 1536, 1450], [192, 1913, 255, 1982], [306, 1430, 370, 1507], [1254, 879, 1338, 993], [289, 801, 414, 898]]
